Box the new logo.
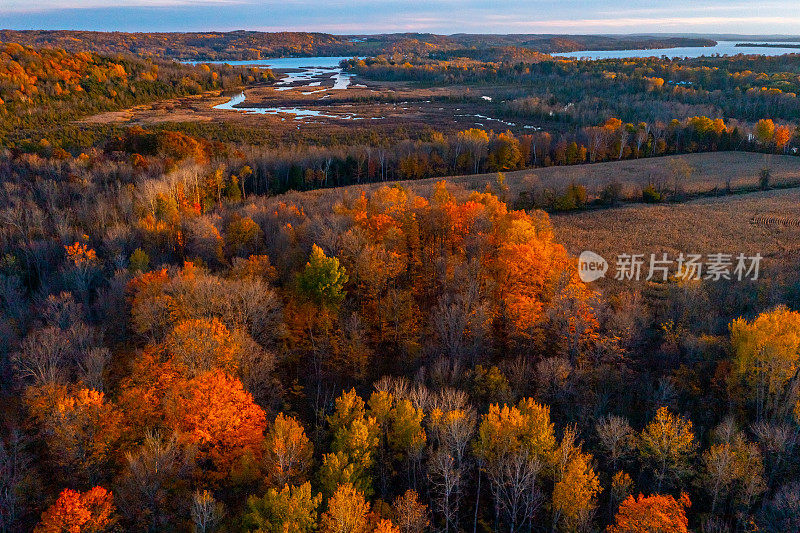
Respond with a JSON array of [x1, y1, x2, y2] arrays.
[[578, 251, 608, 282]]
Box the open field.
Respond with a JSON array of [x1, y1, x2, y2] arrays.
[[337, 151, 800, 200], [551, 187, 800, 280], [275, 151, 800, 209]]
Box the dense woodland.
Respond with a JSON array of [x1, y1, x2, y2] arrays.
[[1, 35, 800, 533], [0, 31, 717, 61]]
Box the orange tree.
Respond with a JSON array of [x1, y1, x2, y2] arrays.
[[607, 493, 691, 533], [34, 486, 117, 533]]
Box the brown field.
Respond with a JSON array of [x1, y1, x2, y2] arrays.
[[340, 151, 800, 201], [550, 188, 800, 279]]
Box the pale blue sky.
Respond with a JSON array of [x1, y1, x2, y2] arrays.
[[2, 1, 799, 34]]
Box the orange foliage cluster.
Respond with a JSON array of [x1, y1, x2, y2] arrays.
[[165, 370, 266, 482], [34, 487, 117, 533], [607, 493, 691, 533], [0, 42, 131, 105]]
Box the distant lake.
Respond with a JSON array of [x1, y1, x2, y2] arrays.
[[553, 41, 800, 60]]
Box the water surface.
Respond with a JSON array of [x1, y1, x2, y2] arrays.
[[553, 41, 800, 60]]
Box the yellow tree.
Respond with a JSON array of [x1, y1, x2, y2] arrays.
[[368, 391, 426, 496], [729, 306, 800, 421], [263, 413, 314, 487], [320, 483, 371, 533], [552, 451, 601, 532], [754, 119, 776, 146], [475, 399, 556, 531], [638, 408, 697, 491]]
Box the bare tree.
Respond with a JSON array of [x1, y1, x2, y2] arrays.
[[0, 429, 31, 533], [428, 449, 460, 533], [77, 347, 111, 391], [494, 451, 544, 533], [11, 327, 70, 385], [191, 490, 224, 533], [117, 432, 194, 532], [427, 405, 475, 533], [393, 489, 429, 533], [596, 415, 634, 473]]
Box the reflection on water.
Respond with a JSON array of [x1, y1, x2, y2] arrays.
[[554, 41, 800, 60], [204, 56, 367, 120], [188, 56, 355, 90], [213, 92, 379, 121]]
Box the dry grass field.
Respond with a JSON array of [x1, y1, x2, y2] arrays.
[[550, 188, 800, 282], [351, 151, 800, 200]]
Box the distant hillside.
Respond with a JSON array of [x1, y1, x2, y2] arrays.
[[0, 30, 716, 60]]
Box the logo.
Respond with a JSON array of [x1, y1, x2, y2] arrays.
[[578, 251, 608, 282]]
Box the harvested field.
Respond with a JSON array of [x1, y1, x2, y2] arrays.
[[337, 151, 800, 201], [549, 188, 800, 283]]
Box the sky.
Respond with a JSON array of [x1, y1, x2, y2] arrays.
[[1, 0, 800, 35]]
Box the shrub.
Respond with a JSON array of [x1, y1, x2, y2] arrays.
[[600, 180, 624, 205], [642, 184, 663, 203], [759, 167, 771, 190], [552, 183, 588, 211]]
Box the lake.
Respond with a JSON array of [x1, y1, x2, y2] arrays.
[[553, 41, 800, 60]]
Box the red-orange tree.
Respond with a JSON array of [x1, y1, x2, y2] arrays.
[[34, 486, 117, 533], [607, 493, 691, 533], [164, 370, 267, 483]]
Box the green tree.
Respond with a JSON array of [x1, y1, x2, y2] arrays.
[[244, 482, 321, 533], [296, 244, 349, 308], [129, 248, 150, 273], [320, 390, 379, 498]]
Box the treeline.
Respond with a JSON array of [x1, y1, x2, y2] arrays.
[[1, 143, 799, 531], [0, 42, 271, 143], [93, 116, 795, 198], [0, 30, 716, 61], [344, 54, 800, 124]]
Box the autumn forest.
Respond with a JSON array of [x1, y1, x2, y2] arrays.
[[1, 26, 800, 533]]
